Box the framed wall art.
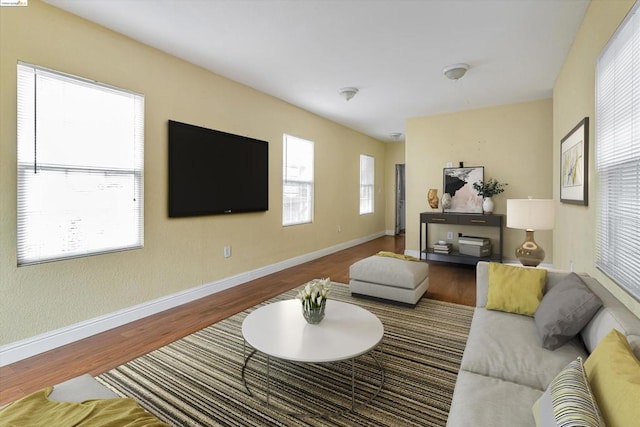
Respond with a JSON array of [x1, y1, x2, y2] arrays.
[[560, 117, 588, 205], [442, 166, 484, 213]]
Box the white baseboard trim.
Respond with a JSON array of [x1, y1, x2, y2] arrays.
[[0, 231, 386, 367], [405, 249, 421, 258]]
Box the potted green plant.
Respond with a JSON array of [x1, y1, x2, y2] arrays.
[[473, 178, 508, 214]]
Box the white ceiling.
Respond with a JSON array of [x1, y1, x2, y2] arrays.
[[43, 0, 589, 142]]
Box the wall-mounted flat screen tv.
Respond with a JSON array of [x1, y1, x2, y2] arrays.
[[168, 120, 268, 217]]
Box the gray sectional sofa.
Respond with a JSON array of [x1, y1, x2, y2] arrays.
[[447, 261, 640, 427]]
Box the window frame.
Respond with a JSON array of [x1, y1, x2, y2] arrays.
[[594, 2, 640, 300], [282, 134, 314, 226], [359, 154, 375, 215], [16, 62, 144, 266]]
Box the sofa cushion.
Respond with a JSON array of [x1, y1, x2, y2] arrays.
[[486, 263, 546, 316], [446, 370, 543, 427], [532, 357, 603, 427], [534, 273, 603, 350], [461, 308, 587, 390], [584, 329, 640, 426]]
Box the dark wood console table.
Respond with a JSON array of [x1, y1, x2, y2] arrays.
[[419, 212, 504, 265]]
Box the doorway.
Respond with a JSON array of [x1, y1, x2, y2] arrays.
[[395, 164, 406, 235]]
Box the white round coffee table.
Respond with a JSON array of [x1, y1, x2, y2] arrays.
[[241, 299, 385, 417]]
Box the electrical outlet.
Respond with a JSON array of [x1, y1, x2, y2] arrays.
[[447, 231, 453, 240], [224, 246, 231, 258], [337, 225, 341, 233]]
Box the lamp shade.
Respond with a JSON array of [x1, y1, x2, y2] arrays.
[[506, 199, 554, 230]]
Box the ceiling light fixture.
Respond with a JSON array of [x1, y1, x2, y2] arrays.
[[390, 132, 403, 140], [442, 63, 470, 81], [339, 87, 359, 101]]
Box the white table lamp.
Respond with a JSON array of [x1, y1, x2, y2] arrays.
[[507, 198, 554, 267]]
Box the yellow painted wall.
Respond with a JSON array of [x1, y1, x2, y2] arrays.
[[406, 99, 554, 262], [384, 142, 406, 233], [553, 0, 639, 316], [0, 0, 385, 345]]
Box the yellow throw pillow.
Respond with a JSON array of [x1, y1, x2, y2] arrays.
[[486, 262, 546, 316], [584, 329, 640, 426]]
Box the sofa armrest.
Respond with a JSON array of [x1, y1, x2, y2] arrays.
[[49, 374, 119, 402], [476, 261, 490, 308]]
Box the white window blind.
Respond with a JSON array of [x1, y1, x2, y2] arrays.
[[17, 63, 144, 266], [595, 2, 640, 299], [282, 134, 314, 226], [360, 154, 374, 215]]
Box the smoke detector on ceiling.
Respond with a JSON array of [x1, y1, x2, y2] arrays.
[[339, 87, 359, 101], [442, 63, 470, 80]]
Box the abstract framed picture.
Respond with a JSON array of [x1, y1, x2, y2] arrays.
[[442, 166, 484, 213], [560, 117, 588, 205]]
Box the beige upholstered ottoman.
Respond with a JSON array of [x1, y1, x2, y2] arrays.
[[349, 255, 429, 305]]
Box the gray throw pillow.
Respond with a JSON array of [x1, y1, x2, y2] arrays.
[[534, 273, 603, 350]]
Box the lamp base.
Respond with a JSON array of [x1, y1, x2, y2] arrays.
[[515, 230, 545, 267]]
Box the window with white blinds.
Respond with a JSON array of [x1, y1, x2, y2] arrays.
[[17, 63, 144, 266], [359, 154, 374, 215], [595, 2, 640, 299], [282, 134, 314, 226]]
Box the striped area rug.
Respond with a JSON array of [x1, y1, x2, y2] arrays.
[[96, 283, 473, 426]]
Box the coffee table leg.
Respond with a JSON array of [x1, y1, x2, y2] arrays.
[[351, 357, 355, 410], [243, 350, 383, 417], [266, 355, 271, 406]]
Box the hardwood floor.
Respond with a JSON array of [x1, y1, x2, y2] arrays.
[[0, 234, 476, 405]]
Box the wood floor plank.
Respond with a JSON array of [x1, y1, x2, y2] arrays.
[[0, 235, 476, 405]]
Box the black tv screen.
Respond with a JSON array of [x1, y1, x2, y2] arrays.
[[168, 120, 268, 217]]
